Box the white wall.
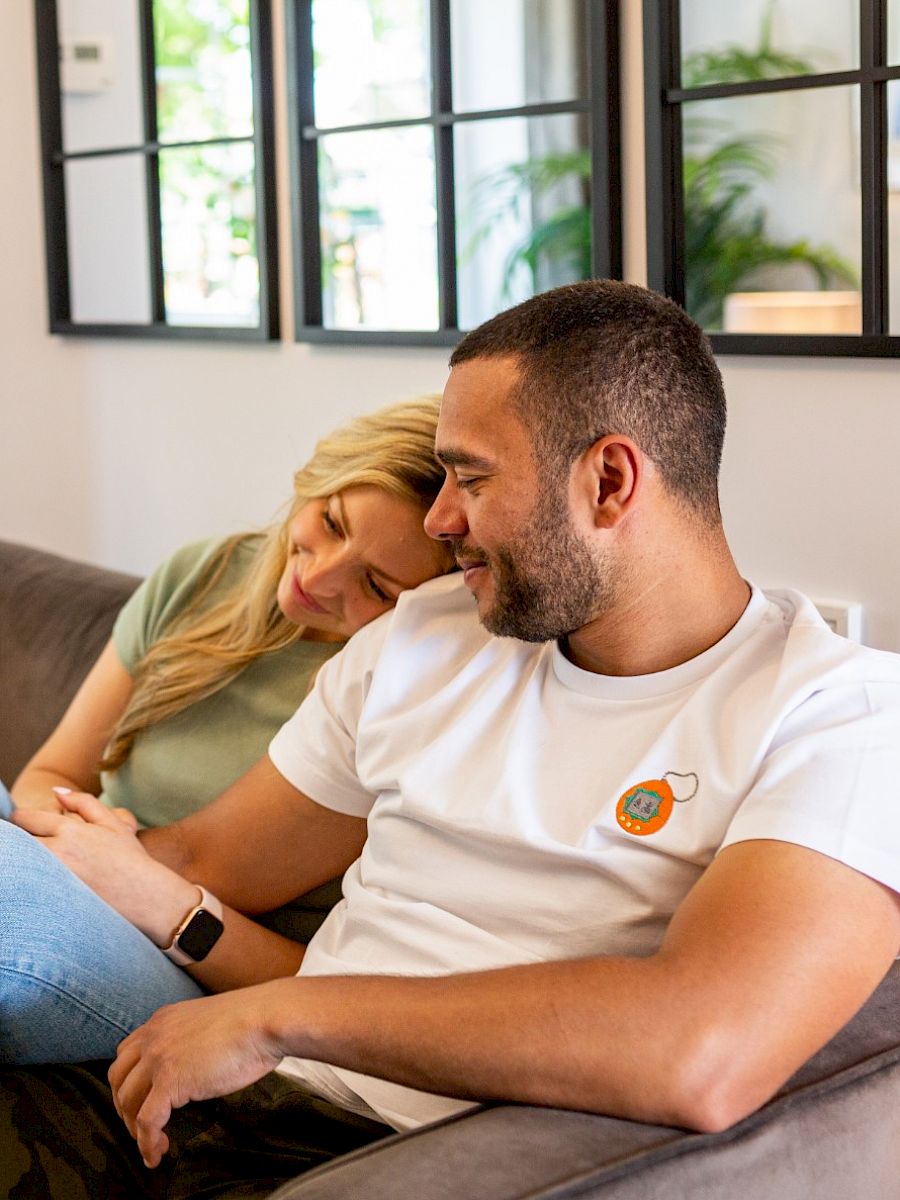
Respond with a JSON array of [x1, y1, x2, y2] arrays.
[[2, 2, 900, 651]]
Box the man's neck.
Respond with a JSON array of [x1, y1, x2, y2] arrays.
[[563, 546, 752, 678]]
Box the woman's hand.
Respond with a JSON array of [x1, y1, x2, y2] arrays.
[[12, 790, 196, 944], [108, 988, 285, 1167]]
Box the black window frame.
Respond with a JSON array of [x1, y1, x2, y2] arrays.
[[287, 0, 622, 347], [34, 0, 279, 341], [644, 0, 900, 357]]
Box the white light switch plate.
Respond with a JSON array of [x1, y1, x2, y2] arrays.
[[813, 599, 863, 642]]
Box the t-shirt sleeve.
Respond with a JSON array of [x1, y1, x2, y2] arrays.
[[720, 679, 900, 895], [268, 609, 396, 818], [112, 539, 224, 674]]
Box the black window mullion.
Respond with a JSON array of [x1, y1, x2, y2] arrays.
[[431, 0, 457, 331], [860, 0, 889, 334], [287, 0, 323, 331], [34, 0, 70, 328], [250, 0, 279, 338], [588, 0, 622, 279], [139, 0, 166, 325], [643, 0, 682, 301]]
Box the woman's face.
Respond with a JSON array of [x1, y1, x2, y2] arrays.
[[276, 485, 450, 640]]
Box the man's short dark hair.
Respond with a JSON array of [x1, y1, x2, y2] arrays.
[[450, 280, 727, 520]]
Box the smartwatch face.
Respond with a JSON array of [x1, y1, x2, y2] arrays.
[[178, 907, 225, 961]]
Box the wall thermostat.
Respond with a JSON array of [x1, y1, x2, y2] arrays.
[[59, 35, 115, 94]]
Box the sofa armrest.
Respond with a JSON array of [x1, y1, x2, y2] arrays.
[[0, 540, 140, 781], [270, 962, 900, 1200]]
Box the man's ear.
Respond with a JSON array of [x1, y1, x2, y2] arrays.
[[576, 436, 642, 530]]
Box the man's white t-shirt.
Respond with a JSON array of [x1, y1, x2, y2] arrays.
[[268, 574, 900, 1130]]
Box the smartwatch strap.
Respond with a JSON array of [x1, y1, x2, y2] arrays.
[[162, 886, 224, 966]]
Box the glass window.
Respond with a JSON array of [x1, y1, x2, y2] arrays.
[[59, 0, 146, 154], [311, 0, 430, 128], [36, 0, 277, 339], [65, 155, 153, 324], [455, 113, 590, 330], [154, 0, 254, 144], [679, 0, 859, 85], [450, 0, 588, 113], [318, 127, 439, 330], [645, 0, 900, 355], [160, 143, 260, 327], [683, 87, 861, 334], [290, 0, 619, 342]]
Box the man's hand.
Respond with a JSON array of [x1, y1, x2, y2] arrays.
[[108, 990, 284, 1168]]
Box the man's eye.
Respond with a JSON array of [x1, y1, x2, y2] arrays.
[[458, 477, 482, 491], [366, 574, 392, 603]]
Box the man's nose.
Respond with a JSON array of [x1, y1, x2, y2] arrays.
[[424, 480, 467, 540]]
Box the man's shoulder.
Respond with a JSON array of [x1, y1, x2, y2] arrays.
[[761, 586, 900, 693]]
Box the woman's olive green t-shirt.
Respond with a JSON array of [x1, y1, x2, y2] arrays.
[[100, 537, 341, 829]]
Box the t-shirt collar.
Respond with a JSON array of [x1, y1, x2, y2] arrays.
[[551, 584, 769, 699]]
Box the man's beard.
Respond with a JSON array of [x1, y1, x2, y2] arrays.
[[453, 487, 614, 643]]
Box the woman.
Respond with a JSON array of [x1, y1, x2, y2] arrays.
[[11, 395, 451, 825], [0, 395, 453, 1064]]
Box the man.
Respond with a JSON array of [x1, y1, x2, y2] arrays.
[[5, 281, 900, 1197]]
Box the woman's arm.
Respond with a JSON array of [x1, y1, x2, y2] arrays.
[[12, 794, 309, 991], [11, 640, 134, 811]]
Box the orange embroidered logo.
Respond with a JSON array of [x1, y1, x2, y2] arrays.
[[615, 771, 699, 836]]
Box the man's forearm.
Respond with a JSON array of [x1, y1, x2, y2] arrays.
[[259, 958, 745, 1133], [133, 757, 367, 913], [109, 842, 900, 1172], [257, 843, 900, 1134], [139, 822, 193, 876]]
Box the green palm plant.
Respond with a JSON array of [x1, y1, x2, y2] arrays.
[[681, 124, 857, 328], [462, 150, 592, 299]]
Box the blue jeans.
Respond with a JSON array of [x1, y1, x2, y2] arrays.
[[0, 778, 13, 820], [0, 819, 203, 1065]]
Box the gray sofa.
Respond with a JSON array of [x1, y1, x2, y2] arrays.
[[2, 538, 899, 1199], [0, 539, 141, 784]]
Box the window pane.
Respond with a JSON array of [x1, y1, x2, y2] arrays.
[[682, 86, 861, 334], [59, 0, 145, 153], [455, 113, 590, 330], [317, 126, 438, 330], [154, 0, 254, 144], [159, 143, 259, 326], [311, 0, 430, 128], [890, 0, 900, 65], [451, 0, 587, 113], [65, 155, 152, 323], [680, 1, 858, 87], [889, 81, 900, 333]]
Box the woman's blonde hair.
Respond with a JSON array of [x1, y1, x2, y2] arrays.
[[102, 395, 449, 771]]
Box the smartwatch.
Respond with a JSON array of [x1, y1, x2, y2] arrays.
[[163, 886, 224, 966]]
